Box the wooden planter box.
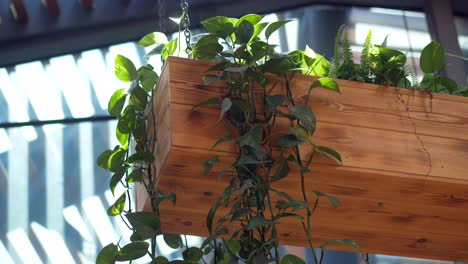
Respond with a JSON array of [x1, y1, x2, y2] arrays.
[[136, 56, 468, 262]]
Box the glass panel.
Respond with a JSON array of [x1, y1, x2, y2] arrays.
[[455, 16, 468, 83]]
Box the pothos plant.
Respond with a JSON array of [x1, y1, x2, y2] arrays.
[[95, 13, 468, 264]]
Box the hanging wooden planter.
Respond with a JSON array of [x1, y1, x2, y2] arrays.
[[136, 56, 468, 262]]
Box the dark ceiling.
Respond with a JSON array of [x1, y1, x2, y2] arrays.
[[0, 0, 467, 67]]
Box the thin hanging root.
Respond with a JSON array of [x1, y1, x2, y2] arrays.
[[396, 88, 432, 186]]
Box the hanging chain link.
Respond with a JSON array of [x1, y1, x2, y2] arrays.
[[180, 0, 192, 54]]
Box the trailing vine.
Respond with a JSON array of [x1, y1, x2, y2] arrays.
[[95, 13, 356, 264]]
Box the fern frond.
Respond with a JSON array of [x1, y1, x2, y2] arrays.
[[360, 29, 372, 68], [333, 25, 346, 69], [360, 29, 373, 81], [342, 26, 353, 65]]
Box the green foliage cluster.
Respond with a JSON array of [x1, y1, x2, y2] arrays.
[[96, 13, 357, 264], [332, 25, 468, 95]]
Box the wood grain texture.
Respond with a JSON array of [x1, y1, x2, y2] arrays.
[[136, 56, 468, 261]]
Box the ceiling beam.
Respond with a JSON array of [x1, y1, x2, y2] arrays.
[[9, 0, 28, 23], [79, 0, 93, 10], [42, 0, 60, 16], [0, 0, 467, 68]]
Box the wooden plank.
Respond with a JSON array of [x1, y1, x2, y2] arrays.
[[42, 0, 60, 16], [152, 146, 468, 261], [137, 57, 468, 261], [168, 56, 468, 141], [169, 103, 468, 180]]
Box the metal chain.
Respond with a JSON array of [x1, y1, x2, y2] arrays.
[[180, 0, 192, 53]]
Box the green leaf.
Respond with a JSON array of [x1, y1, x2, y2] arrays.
[[96, 243, 118, 264], [166, 192, 177, 206], [281, 254, 305, 264], [203, 156, 220, 176], [317, 146, 342, 163], [110, 168, 125, 195], [263, 57, 295, 76], [115, 241, 149, 261], [161, 38, 178, 61], [228, 98, 251, 122], [289, 125, 311, 142], [201, 16, 234, 38], [236, 14, 262, 27], [138, 32, 168, 47], [108, 88, 127, 117], [310, 54, 331, 77], [265, 20, 292, 39], [107, 192, 126, 216], [223, 239, 241, 256], [211, 134, 233, 150], [151, 256, 169, 264], [127, 151, 154, 163], [249, 21, 266, 40], [266, 94, 286, 107], [275, 212, 304, 221], [320, 238, 360, 250], [277, 134, 303, 147], [231, 208, 254, 222], [192, 97, 219, 110], [114, 54, 138, 82], [276, 200, 308, 211], [246, 216, 271, 230], [312, 191, 341, 208], [116, 126, 129, 146], [218, 97, 232, 123], [379, 47, 406, 63], [234, 20, 254, 44], [288, 104, 316, 133], [138, 66, 158, 92], [237, 125, 262, 148], [234, 155, 265, 166], [163, 233, 183, 249], [182, 247, 203, 263], [436, 76, 458, 93], [271, 158, 290, 182], [126, 169, 144, 183], [310, 77, 340, 93], [108, 148, 126, 172], [126, 212, 161, 240], [192, 35, 223, 60], [166, 37, 179, 55], [97, 149, 113, 170], [420, 41, 445, 73], [130, 86, 148, 110], [146, 44, 165, 58]]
